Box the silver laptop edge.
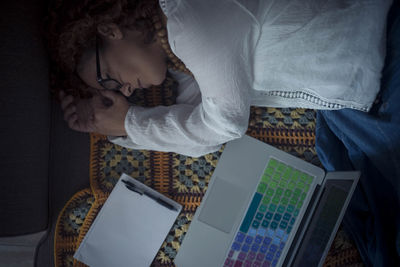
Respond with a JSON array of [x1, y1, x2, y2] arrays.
[[317, 171, 360, 267], [284, 171, 360, 267]]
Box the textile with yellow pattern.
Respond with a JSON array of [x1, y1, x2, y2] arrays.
[[54, 74, 363, 267]]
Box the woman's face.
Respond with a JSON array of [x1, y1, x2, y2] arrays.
[[77, 23, 168, 97]]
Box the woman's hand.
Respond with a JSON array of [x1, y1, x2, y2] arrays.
[[59, 90, 131, 136]]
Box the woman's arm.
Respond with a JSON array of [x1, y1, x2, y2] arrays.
[[107, 68, 251, 157], [107, 100, 247, 157]]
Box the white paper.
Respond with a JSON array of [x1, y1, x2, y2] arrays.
[[73, 173, 182, 267]]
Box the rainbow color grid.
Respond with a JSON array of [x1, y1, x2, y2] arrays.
[[223, 158, 314, 267]]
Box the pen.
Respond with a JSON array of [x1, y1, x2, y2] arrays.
[[121, 179, 177, 211]]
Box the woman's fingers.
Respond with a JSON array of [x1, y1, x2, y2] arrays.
[[61, 95, 74, 110], [63, 103, 76, 121], [59, 91, 78, 128], [67, 113, 78, 129], [60, 94, 97, 133], [69, 115, 94, 133]]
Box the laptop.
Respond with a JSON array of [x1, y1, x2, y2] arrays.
[[174, 134, 360, 267]]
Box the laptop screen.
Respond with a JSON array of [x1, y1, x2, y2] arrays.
[[290, 179, 354, 266]]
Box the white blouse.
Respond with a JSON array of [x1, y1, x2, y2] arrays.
[[107, 0, 392, 157]]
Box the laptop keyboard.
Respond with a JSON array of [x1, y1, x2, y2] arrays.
[[223, 158, 314, 267]]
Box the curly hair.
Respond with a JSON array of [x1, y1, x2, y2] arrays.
[[45, 0, 174, 101]]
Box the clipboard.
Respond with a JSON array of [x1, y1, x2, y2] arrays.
[[73, 173, 182, 267]]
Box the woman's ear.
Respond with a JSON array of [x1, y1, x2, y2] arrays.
[[97, 23, 123, 40]]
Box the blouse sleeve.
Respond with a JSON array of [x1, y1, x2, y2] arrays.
[[106, 66, 251, 158]]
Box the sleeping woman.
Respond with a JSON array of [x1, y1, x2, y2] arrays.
[[50, 0, 400, 266]]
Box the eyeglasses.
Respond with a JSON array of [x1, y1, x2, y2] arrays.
[[96, 37, 123, 91]]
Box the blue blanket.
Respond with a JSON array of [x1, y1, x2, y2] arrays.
[[315, 1, 400, 266]]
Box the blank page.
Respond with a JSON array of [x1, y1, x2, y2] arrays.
[[73, 173, 182, 267]]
